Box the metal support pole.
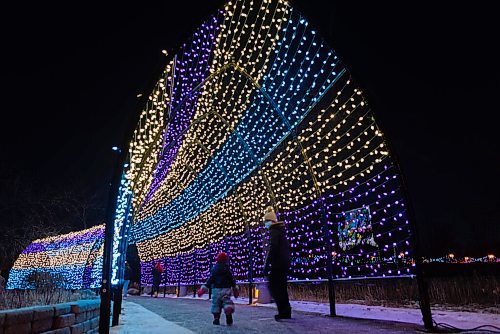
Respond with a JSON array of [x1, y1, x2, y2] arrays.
[[375, 119, 433, 330], [163, 259, 167, 298], [247, 230, 254, 306], [296, 143, 336, 317], [98, 225, 113, 333], [113, 193, 133, 325], [395, 171, 433, 329], [193, 249, 198, 298], [249, 283, 253, 305], [237, 196, 254, 305], [111, 286, 122, 326], [176, 254, 181, 297], [322, 206, 336, 316], [248, 253, 254, 304], [99, 149, 126, 334]]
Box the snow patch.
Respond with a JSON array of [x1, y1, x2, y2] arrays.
[[149, 293, 500, 330]]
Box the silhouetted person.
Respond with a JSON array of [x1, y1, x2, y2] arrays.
[[123, 261, 131, 299], [152, 261, 164, 297], [263, 206, 292, 321]]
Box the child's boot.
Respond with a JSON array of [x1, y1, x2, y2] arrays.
[[226, 314, 233, 326], [213, 313, 220, 325]]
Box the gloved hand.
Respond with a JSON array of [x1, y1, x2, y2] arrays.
[[232, 286, 240, 298], [197, 285, 208, 297]]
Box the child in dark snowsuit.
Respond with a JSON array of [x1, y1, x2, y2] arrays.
[[197, 252, 239, 326], [152, 261, 164, 298]]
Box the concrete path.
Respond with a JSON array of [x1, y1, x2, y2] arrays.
[[110, 300, 195, 334], [144, 293, 500, 331], [128, 296, 426, 333]]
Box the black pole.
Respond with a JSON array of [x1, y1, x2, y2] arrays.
[[164, 258, 167, 298], [393, 167, 433, 329], [376, 127, 433, 330], [247, 224, 254, 305], [236, 196, 254, 305], [113, 194, 133, 325], [193, 250, 197, 298], [294, 136, 337, 317], [111, 222, 127, 324], [111, 286, 122, 326], [176, 254, 181, 297], [193, 253, 197, 298], [322, 205, 336, 316], [99, 148, 126, 334]]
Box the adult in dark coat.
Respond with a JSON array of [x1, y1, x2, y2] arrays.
[[263, 206, 292, 320], [123, 261, 132, 299], [152, 261, 164, 297]]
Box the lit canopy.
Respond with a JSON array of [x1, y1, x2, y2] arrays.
[[112, 0, 416, 286], [8, 225, 104, 289]]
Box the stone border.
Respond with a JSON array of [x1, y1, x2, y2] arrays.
[[0, 299, 100, 334]]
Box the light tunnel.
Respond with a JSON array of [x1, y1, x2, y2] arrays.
[[111, 0, 416, 288], [8, 225, 105, 289]]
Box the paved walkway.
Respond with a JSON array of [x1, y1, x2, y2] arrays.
[[110, 296, 499, 333], [124, 296, 425, 333], [155, 293, 500, 330], [110, 300, 195, 334]]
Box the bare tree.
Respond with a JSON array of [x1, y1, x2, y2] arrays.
[[0, 166, 105, 273]]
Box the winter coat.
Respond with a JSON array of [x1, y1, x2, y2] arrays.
[[152, 267, 162, 286], [264, 223, 291, 275], [124, 264, 131, 280], [206, 263, 236, 289]]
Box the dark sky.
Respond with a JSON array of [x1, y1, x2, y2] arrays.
[[1, 1, 498, 257]]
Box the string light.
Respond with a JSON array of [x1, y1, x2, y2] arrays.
[[423, 254, 498, 263], [116, 0, 416, 286], [8, 0, 419, 291], [8, 225, 105, 289]]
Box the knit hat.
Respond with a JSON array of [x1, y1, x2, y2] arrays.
[[262, 206, 278, 222], [155, 261, 164, 273], [215, 252, 229, 264]]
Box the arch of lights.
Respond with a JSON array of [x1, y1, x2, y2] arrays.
[[7, 225, 105, 289], [111, 0, 417, 288]]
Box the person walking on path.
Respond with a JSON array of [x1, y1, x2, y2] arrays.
[[263, 206, 292, 321], [197, 252, 239, 326], [123, 261, 132, 299], [152, 261, 164, 298]]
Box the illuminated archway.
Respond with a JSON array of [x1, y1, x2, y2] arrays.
[[109, 0, 431, 326], [8, 225, 104, 289]]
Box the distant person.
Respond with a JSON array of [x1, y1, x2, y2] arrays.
[[263, 206, 292, 320], [123, 261, 132, 299], [197, 252, 239, 326], [152, 261, 164, 298]]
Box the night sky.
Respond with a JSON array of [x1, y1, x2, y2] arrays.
[[1, 1, 498, 257]]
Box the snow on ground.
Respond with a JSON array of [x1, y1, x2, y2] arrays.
[[143, 293, 500, 331]]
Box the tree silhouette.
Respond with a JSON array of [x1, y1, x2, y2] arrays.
[[0, 165, 105, 275]]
